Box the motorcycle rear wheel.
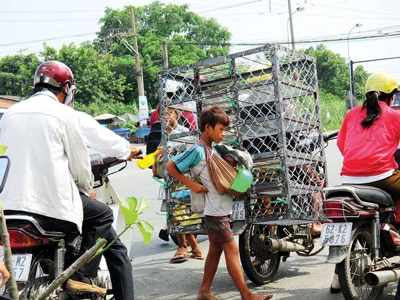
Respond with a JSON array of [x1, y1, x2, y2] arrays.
[[337, 226, 384, 300], [26, 256, 56, 300], [239, 223, 280, 285]]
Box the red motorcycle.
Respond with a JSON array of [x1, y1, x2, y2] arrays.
[[322, 140, 400, 300]]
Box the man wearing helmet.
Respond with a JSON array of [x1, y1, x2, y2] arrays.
[[0, 60, 134, 299], [330, 72, 400, 294]]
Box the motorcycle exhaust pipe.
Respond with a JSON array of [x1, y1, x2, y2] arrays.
[[264, 238, 306, 252], [365, 269, 400, 287]]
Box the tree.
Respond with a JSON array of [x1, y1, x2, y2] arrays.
[[93, 1, 231, 107], [353, 64, 370, 99], [0, 53, 40, 97], [303, 44, 369, 100], [39, 43, 130, 107], [304, 45, 348, 98]]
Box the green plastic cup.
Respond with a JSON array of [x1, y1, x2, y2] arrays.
[[231, 166, 253, 193]]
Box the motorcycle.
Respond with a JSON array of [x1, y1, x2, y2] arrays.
[[1, 154, 130, 300], [322, 135, 400, 299]]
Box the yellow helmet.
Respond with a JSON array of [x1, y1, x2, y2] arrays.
[[365, 72, 398, 95]]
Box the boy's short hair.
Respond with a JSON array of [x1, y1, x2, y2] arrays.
[[199, 106, 230, 132]]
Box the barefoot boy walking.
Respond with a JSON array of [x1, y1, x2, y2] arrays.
[[166, 106, 273, 300]]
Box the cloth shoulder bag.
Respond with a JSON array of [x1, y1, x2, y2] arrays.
[[199, 141, 239, 195]]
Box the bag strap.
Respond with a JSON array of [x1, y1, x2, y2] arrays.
[[197, 140, 212, 162], [197, 140, 218, 190]]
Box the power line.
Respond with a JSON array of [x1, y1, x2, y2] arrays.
[[295, 31, 400, 46], [0, 22, 399, 52], [311, 3, 400, 19], [161, 31, 400, 47], [0, 18, 98, 23], [0, 9, 104, 13], [197, 0, 263, 14], [0, 33, 96, 47]]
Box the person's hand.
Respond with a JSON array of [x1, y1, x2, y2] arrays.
[[89, 188, 97, 200], [189, 181, 208, 193], [127, 145, 143, 161], [152, 164, 159, 177], [0, 261, 10, 288]]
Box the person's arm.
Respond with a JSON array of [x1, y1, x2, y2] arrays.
[[166, 160, 207, 193], [77, 111, 141, 160], [63, 112, 93, 194], [0, 261, 10, 288]]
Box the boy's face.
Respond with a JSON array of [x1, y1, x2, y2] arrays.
[[206, 122, 226, 143]]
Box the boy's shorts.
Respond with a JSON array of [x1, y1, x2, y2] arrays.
[[204, 215, 234, 244]]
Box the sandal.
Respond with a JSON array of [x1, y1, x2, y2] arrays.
[[186, 250, 204, 260], [170, 253, 188, 264]]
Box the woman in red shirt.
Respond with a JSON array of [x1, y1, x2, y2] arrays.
[[331, 72, 400, 294], [337, 72, 400, 194]]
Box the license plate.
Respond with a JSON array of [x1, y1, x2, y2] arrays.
[[1, 254, 32, 281], [320, 223, 353, 246], [232, 201, 245, 220]]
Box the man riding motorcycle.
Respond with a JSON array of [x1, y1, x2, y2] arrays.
[[0, 60, 134, 299]]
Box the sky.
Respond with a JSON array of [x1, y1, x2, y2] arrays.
[[1, 0, 400, 85]]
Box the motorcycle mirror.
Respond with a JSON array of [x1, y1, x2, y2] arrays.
[[0, 156, 10, 193]]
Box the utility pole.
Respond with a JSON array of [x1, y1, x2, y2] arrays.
[[130, 8, 149, 126], [287, 0, 296, 50], [130, 8, 144, 96], [162, 40, 169, 70], [346, 23, 362, 109]]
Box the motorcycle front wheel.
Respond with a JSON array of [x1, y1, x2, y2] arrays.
[[239, 223, 280, 285], [337, 226, 384, 300]]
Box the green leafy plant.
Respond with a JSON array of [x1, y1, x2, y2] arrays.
[[95, 197, 154, 257], [121, 120, 137, 135]]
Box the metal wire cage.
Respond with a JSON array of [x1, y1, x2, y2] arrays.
[[157, 44, 327, 233]]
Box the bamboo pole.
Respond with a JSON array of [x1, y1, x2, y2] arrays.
[[37, 238, 107, 300], [0, 202, 18, 300]]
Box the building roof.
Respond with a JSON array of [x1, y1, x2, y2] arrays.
[[0, 95, 22, 108]]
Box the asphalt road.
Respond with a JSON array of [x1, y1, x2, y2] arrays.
[[108, 142, 398, 300]]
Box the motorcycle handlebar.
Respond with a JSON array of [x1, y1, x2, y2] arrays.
[[323, 130, 339, 142], [90, 154, 127, 184]]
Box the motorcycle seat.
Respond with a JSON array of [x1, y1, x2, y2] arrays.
[[328, 184, 394, 207]]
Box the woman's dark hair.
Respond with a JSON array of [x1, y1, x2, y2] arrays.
[[199, 106, 230, 132], [361, 91, 395, 128]]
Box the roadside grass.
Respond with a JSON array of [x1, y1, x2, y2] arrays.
[[319, 92, 357, 132]]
